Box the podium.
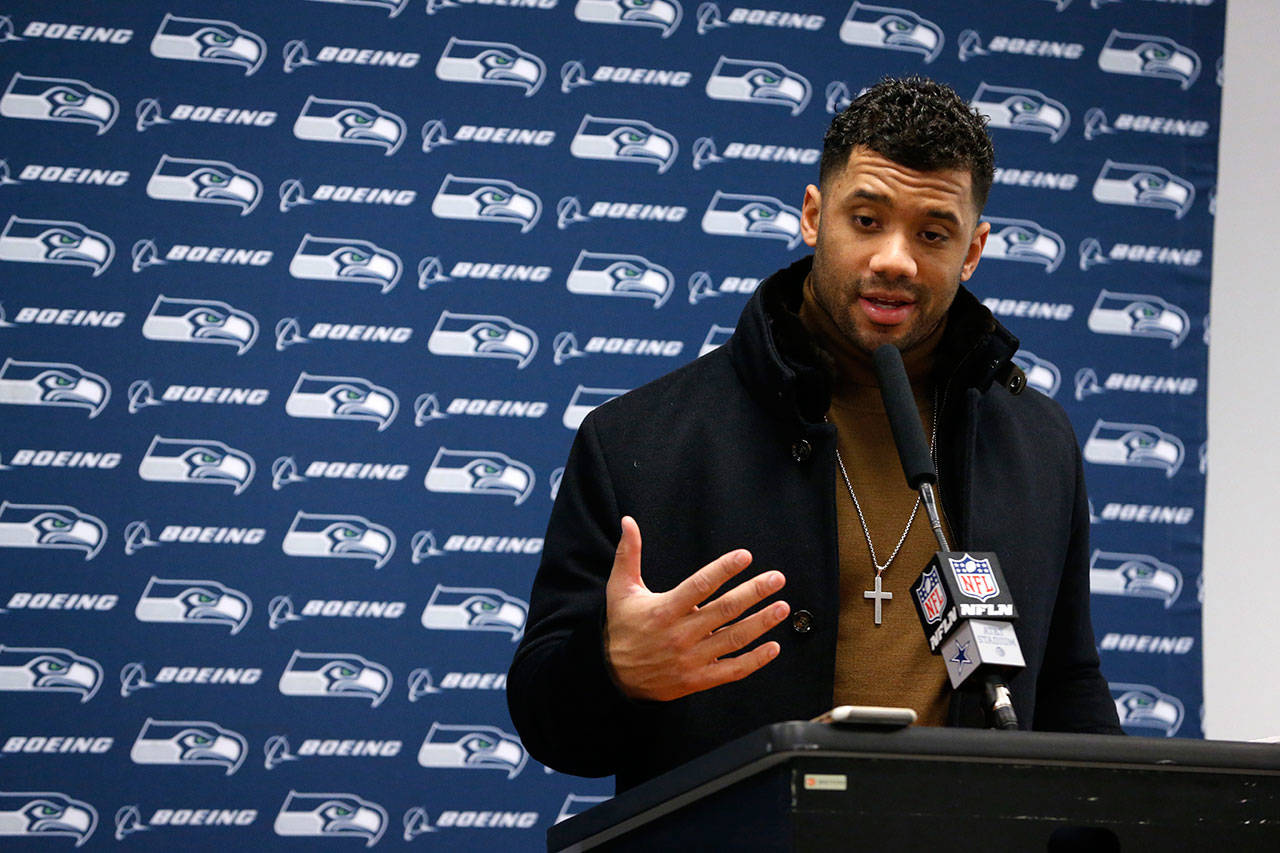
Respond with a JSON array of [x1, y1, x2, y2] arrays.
[[548, 723, 1280, 851]]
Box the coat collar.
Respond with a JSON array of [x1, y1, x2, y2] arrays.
[[727, 255, 1025, 424]]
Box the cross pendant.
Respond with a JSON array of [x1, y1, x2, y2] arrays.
[[864, 574, 893, 626]]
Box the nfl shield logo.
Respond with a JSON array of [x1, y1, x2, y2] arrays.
[[950, 554, 999, 602], [916, 567, 947, 623]]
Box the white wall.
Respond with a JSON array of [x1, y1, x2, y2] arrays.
[[1203, 0, 1280, 740]]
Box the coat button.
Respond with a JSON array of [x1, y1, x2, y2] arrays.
[[791, 440, 811, 462], [791, 609, 814, 633]]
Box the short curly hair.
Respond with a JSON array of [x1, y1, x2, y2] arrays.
[[820, 76, 995, 213]]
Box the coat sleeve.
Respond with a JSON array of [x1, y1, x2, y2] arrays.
[[1032, 443, 1125, 734], [506, 414, 638, 776]]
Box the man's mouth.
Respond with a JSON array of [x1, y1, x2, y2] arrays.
[[859, 294, 916, 325]]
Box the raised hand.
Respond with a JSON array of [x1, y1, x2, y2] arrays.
[[604, 516, 790, 701]]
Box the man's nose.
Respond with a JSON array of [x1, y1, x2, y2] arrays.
[[868, 231, 918, 281]]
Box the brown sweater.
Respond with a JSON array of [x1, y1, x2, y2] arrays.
[[798, 278, 952, 724]]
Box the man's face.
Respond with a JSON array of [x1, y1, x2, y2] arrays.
[[801, 146, 990, 355]]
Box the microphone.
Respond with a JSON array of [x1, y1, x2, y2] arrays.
[[873, 344, 1024, 730]]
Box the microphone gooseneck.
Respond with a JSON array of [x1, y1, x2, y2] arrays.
[[875, 344, 1024, 732]]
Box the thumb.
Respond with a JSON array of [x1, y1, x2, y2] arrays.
[[608, 515, 646, 592]]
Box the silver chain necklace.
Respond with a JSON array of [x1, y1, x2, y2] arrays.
[[832, 388, 939, 626]]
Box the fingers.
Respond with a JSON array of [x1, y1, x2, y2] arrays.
[[694, 569, 786, 635], [701, 640, 782, 693], [705, 599, 790, 660], [607, 516, 645, 592], [668, 548, 755, 613]]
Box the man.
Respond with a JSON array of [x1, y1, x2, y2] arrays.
[[508, 76, 1121, 793]]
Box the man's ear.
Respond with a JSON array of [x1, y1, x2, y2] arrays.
[[801, 184, 821, 248], [960, 220, 990, 282]]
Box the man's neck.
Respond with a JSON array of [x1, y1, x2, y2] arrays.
[[798, 275, 944, 393]]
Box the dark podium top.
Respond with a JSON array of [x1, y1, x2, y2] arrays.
[[549, 723, 1280, 852]]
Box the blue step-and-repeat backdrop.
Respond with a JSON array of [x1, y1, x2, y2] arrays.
[[0, 0, 1222, 847]]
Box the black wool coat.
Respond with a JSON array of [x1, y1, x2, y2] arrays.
[[508, 256, 1122, 792]]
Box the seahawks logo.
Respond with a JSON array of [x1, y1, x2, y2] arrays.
[[563, 385, 627, 430], [289, 234, 402, 293], [1111, 683, 1184, 736], [0, 72, 118, 133], [141, 295, 259, 354], [701, 191, 803, 248], [970, 83, 1069, 143], [0, 645, 103, 702], [424, 448, 535, 504], [981, 217, 1065, 273], [145, 155, 262, 215], [1092, 160, 1195, 218], [138, 436, 256, 494], [150, 13, 265, 76], [570, 115, 678, 173], [0, 215, 114, 276], [1090, 550, 1183, 608], [0, 791, 98, 846], [274, 790, 388, 846], [134, 576, 253, 634], [278, 651, 393, 707], [282, 511, 397, 569], [305, 0, 409, 18], [1083, 419, 1185, 478], [0, 501, 106, 560], [567, 250, 674, 307], [417, 723, 527, 778], [427, 310, 538, 369], [0, 358, 110, 417], [294, 96, 406, 155], [435, 37, 545, 96], [705, 57, 811, 115], [575, 0, 682, 38], [1098, 29, 1200, 89], [1087, 290, 1189, 347], [431, 174, 542, 232], [130, 718, 247, 775], [285, 372, 399, 430], [1010, 351, 1060, 397], [421, 584, 529, 641], [699, 325, 734, 357], [839, 3, 943, 63]]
